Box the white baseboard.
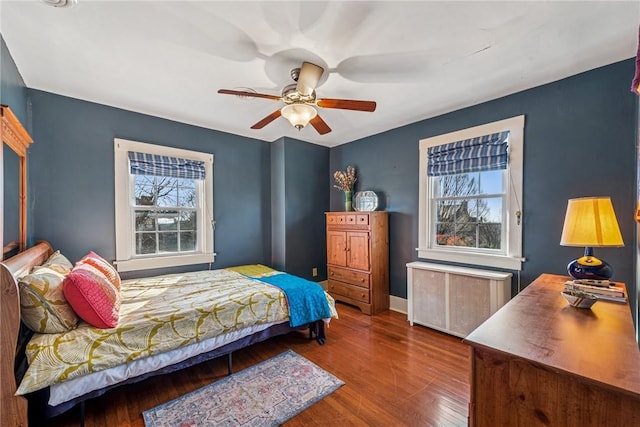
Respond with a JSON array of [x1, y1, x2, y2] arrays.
[[390, 295, 407, 314]]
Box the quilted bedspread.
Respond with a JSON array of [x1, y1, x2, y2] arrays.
[[17, 268, 328, 396]]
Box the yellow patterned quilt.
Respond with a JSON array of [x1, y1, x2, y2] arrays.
[[17, 268, 333, 396]]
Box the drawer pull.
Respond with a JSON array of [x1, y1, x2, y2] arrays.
[[360, 278, 365, 282], [361, 293, 365, 298]]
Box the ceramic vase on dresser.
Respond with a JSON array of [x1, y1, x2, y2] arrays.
[[344, 191, 353, 211]]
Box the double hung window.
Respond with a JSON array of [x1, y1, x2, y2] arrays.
[[114, 139, 214, 272], [418, 116, 524, 270]]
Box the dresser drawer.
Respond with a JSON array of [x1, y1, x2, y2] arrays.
[[356, 214, 369, 225], [328, 280, 370, 303], [328, 266, 370, 288], [326, 214, 346, 225]]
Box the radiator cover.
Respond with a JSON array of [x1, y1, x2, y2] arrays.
[[406, 261, 512, 338]]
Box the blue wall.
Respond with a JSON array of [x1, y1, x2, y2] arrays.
[[331, 59, 638, 319], [271, 137, 330, 281], [271, 137, 286, 271], [27, 90, 331, 282], [283, 138, 329, 280], [1, 35, 29, 249], [27, 90, 277, 278]]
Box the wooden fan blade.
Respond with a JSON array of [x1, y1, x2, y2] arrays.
[[251, 110, 282, 129], [218, 89, 281, 101], [309, 114, 332, 135], [296, 62, 324, 96], [316, 98, 377, 112]]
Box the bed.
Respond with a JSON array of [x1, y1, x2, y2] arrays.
[[0, 241, 337, 426]]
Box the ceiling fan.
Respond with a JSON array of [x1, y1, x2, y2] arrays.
[[218, 62, 376, 135]]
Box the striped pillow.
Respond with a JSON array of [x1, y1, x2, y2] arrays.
[[19, 267, 79, 333], [76, 251, 121, 291], [63, 261, 121, 329]]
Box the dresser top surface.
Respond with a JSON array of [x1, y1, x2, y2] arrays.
[[325, 211, 387, 215], [464, 273, 640, 397]]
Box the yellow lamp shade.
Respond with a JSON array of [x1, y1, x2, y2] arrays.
[[560, 197, 624, 247]]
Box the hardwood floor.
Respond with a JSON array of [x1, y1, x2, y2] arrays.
[[44, 303, 471, 427]]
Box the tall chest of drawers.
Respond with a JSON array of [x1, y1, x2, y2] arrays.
[[325, 211, 389, 315]]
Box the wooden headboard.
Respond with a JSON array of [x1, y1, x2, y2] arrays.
[[1, 241, 53, 427]]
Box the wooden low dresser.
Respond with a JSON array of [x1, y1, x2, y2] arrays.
[[464, 273, 640, 426]]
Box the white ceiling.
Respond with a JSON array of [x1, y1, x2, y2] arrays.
[[1, 1, 639, 147]]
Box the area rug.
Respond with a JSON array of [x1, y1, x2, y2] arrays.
[[143, 350, 344, 426]]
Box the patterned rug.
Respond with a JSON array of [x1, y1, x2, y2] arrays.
[[143, 350, 344, 426]]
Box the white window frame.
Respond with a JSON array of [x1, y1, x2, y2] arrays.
[[418, 115, 525, 271], [114, 138, 215, 272]]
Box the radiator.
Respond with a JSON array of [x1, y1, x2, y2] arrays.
[[406, 261, 512, 338]]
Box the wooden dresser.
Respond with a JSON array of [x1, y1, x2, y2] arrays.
[[464, 273, 640, 426], [325, 211, 389, 315]]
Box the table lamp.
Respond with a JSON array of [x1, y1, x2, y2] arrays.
[[560, 196, 624, 281]]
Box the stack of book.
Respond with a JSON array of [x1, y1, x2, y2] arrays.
[[563, 280, 627, 303]]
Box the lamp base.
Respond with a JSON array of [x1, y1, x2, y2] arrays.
[[567, 247, 613, 281]]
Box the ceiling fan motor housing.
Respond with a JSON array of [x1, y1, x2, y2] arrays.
[[281, 84, 316, 104]]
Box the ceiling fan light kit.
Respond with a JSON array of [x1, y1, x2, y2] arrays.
[[40, 0, 78, 7], [281, 104, 317, 130], [218, 61, 376, 135]]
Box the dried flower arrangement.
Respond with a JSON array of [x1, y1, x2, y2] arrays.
[[333, 166, 357, 192]]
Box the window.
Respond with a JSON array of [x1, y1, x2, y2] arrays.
[[418, 116, 524, 270], [114, 138, 215, 272]]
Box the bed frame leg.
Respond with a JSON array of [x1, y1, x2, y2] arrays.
[[227, 352, 233, 375], [313, 321, 326, 345], [79, 400, 85, 427]]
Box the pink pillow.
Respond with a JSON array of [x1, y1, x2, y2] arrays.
[[63, 263, 120, 328]]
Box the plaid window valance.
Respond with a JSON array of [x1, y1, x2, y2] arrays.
[[427, 131, 509, 177], [128, 151, 206, 180]]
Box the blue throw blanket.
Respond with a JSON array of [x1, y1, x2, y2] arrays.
[[257, 274, 331, 327]]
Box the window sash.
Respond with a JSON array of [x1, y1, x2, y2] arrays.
[[129, 174, 202, 257], [133, 206, 199, 256], [431, 198, 506, 252], [430, 172, 507, 254]]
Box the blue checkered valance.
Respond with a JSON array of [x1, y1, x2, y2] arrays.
[[128, 151, 206, 180], [427, 131, 509, 176]]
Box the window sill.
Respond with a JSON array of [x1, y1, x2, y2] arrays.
[[416, 248, 523, 271], [115, 252, 216, 272]]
